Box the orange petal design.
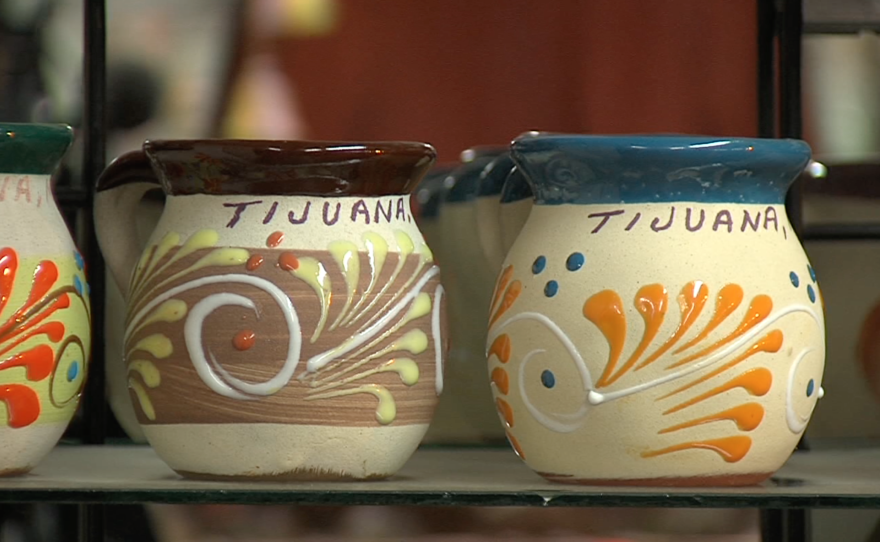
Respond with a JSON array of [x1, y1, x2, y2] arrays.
[[584, 290, 627, 388], [496, 397, 514, 428], [491, 367, 510, 395], [488, 334, 511, 364], [659, 402, 765, 434], [490, 265, 514, 313], [603, 284, 667, 385], [642, 436, 752, 463], [664, 367, 772, 415], [669, 294, 773, 369], [660, 329, 783, 400], [673, 283, 744, 355], [638, 281, 709, 370], [489, 280, 522, 327]]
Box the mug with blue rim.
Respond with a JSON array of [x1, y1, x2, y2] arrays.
[[485, 134, 826, 486]]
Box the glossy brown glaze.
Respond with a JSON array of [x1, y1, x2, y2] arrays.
[[95, 150, 158, 191], [138, 140, 436, 196]]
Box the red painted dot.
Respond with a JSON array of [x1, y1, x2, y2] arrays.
[[246, 255, 264, 271], [266, 231, 284, 248], [233, 330, 256, 351], [278, 252, 299, 271]]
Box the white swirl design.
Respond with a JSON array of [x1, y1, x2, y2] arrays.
[[305, 266, 439, 373], [432, 284, 445, 395], [785, 347, 817, 433], [126, 274, 301, 400], [126, 269, 439, 401], [518, 348, 589, 433], [186, 293, 301, 400], [492, 304, 823, 433]]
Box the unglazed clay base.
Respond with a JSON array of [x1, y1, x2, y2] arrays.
[[143, 423, 429, 480], [0, 423, 68, 475]]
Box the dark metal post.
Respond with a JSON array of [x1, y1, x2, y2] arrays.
[[777, 0, 810, 539], [779, 0, 804, 237], [81, 0, 107, 446], [761, 508, 785, 542], [757, 0, 777, 138], [80, 0, 107, 540]]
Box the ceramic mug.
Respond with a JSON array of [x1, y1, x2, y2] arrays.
[[474, 153, 515, 273], [430, 147, 508, 443], [487, 134, 826, 486], [497, 166, 533, 257], [0, 124, 91, 475], [94, 140, 446, 480]]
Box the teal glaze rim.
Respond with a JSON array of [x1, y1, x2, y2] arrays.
[[477, 154, 514, 197], [510, 134, 812, 205], [499, 166, 532, 204], [0, 123, 74, 175], [444, 155, 500, 203]]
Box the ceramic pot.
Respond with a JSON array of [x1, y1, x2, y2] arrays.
[[412, 164, 454, 269], [104, 188, 164, 444], [430, 147, 507, 443], [0, 124, 91, 475], [498, 166, 533, 256], [474, 154, 515, 273], [94, 140, 446, 480], [487, 134, 826, 486]]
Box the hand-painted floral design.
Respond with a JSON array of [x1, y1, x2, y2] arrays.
[[0, 247, 90, 428], [487, 262, 824, 465]]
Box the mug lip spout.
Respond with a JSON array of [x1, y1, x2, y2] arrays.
[[511, 133, 811, 155], [509, 133, 812, 206], [0, 123, 74, 175]]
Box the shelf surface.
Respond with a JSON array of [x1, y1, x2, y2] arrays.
[[805, 0, 880, 33], [2, 445, 880, 507]]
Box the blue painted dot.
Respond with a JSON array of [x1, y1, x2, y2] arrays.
[[532, 255, 546, 274], [73, 251, 84, 270], [566, 252, 585, 271], [807, 284, 816, 303], [73, 275, 83, 295], [67, 361, 79, 382], [806, 379, 815, 397], [544, 280, 559, 297], [789, 272, 799, 288], [541, 369, 556, 388], [808, 265, 816, 282]]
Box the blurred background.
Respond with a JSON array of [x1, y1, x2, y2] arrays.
[[3, 0, 880, 540]]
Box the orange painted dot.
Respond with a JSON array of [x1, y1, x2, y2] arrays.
[[233, 330, 256, 351], [246, 255, 264, 271], [278, 252, 299, 271], [506, 431, 525, 459], [266, 231, 285, 248], [491, 367, 510, 395], [496, 397, 514, 428]]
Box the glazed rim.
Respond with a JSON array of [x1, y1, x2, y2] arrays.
[[143, 139, 436, 163], [139, 139, 437, 197], [510, 133, 811, 163]]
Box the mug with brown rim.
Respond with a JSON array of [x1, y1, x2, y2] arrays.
[[94, 139, 446, 481]]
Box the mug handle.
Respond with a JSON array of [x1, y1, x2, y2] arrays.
[[94, 150, 162, 298]]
